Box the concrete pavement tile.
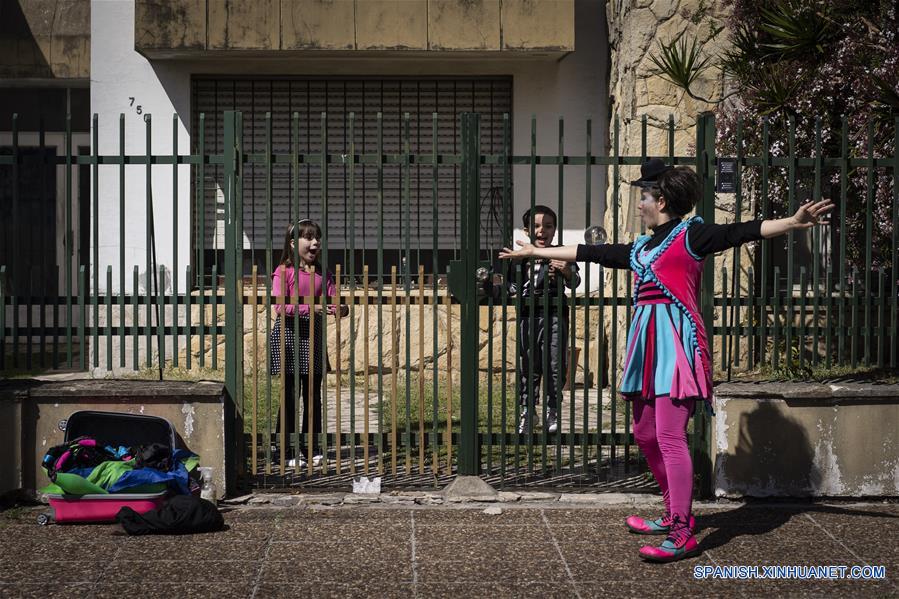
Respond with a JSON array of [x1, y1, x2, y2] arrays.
[[0, 561, 108, 584], [579, 581, 750, 599], [411, 509, 545, 527], [93, 582, 253, 599], [414, 542, 559, 564], [116, 538, 268, 561], [414, 558, 571, 584], [255, 582, 414, 598], [416, 581, 576, 599], [260, 558, 412, 583], [270, 522, 410, 542], [100, 559, 259, 583], [0, 582, 95, 599], [267, 540, 411, 561], [413, 524, 554, 546]]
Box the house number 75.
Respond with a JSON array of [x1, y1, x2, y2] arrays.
[[128, 97, 143, 115]]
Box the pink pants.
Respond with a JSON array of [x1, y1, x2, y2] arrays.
[[633, 396, 695, 527]]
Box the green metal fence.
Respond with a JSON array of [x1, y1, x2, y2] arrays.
[[1, 110, 896, 492]]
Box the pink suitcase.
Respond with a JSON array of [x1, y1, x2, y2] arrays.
[[38, 410, 180, 525]]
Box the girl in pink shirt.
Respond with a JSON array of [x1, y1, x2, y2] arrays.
[[270, 219, 346, 470]]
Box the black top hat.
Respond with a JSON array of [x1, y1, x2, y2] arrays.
[[630, 158, 673, 187]]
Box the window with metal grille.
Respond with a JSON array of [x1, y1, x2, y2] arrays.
[[191, 77, 512, 274]]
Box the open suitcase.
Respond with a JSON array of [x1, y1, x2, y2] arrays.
[[38, 410, 181, 525]]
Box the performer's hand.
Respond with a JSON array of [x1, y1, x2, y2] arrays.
[[791, 199, 834, 229], [499, 240, 535, 260]]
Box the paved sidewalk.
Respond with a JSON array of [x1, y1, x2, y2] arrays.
[[0, 499, 896, 598]]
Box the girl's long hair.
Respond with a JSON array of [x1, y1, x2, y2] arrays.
[[278, 219, 322, 268]]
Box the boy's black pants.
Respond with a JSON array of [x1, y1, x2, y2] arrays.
[[517, 311, 568, 411]]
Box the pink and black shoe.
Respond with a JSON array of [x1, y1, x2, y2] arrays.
[[625, 513, 696, 535], [638, 518, 701, 563]]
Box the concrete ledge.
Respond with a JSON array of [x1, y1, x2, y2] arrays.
[[221, 490, 663, 509], [714, 382, 899, 498], [0, 379, 232, 499]]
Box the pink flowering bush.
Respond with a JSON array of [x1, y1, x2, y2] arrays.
[[713, 0, 898, 275]]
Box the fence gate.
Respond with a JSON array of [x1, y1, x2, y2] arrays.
[[219, 110, 721, 493]]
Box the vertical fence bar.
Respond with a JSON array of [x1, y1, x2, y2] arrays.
[[0, 267, 6, 371], [119, 114, 126, 368], [838, 117, 849, 365], [277, 268, 286, 471], [582, 116, 592, 475], [265, 112, 273, 474], [851, 268, 858, 368], [418, 264, 425, 473], [376, 112, 385, 476], [198, 114, 206, 369], [11, 114, 19, 370], [812, 117, 822, 367], [730, 115, 744, 374], [145, 115, 153, 369], [773, 266, 781, 370], [864, 122, 875, 368], [65, 108, 73, 367], [610, 116, 620, 465], [432, 112, 441, 475], [785, 117, 796, 370], [132, 266, 139, 370], [760, 118, 770, 367], [92, 114, 99, 369], [390, 266, 398, 476], [825, 265, 832, 369], [172, 113, 179, 368], [251, 265, 258, 475], [348, 111, 357, 475], [878, 269, 885, 368], [363, 264, 371, 475], [211, 263, 218, 370], [106, 267, 112, 371], [799, 267, 807, 370], [527, 115, 537, 474], [445, 292, 453, 472], [39, 121, 47, 369], [500, 112, 511, 480], [402, 112, 412, 475], [185, 265, 192, 371], [892, 116, 899, 369], [457, 112, 481, 476], [558, 115, 569, 473], [335, 265, 343, 475], [79, 266, 86, 371], [319, 112, 329, 474], [748, 267, 755, 368]]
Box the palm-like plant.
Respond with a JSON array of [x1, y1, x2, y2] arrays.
[[757, 1, 834, 59], [648, 32, 719, 103]]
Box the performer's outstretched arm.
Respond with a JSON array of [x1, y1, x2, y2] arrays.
[[760, 199, 833, 238], [499, 241, 632, 269]]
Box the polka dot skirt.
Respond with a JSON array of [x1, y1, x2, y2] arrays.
[[270, 315, 325, 376]]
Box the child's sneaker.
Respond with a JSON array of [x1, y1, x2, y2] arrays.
[[638, 525, 700, 563], [518, 410, 532, 434], [286, 457, 307, 470], [312, 454, 324, 467], [626, 513, 696, 535], [546, 409, 558, 433]]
